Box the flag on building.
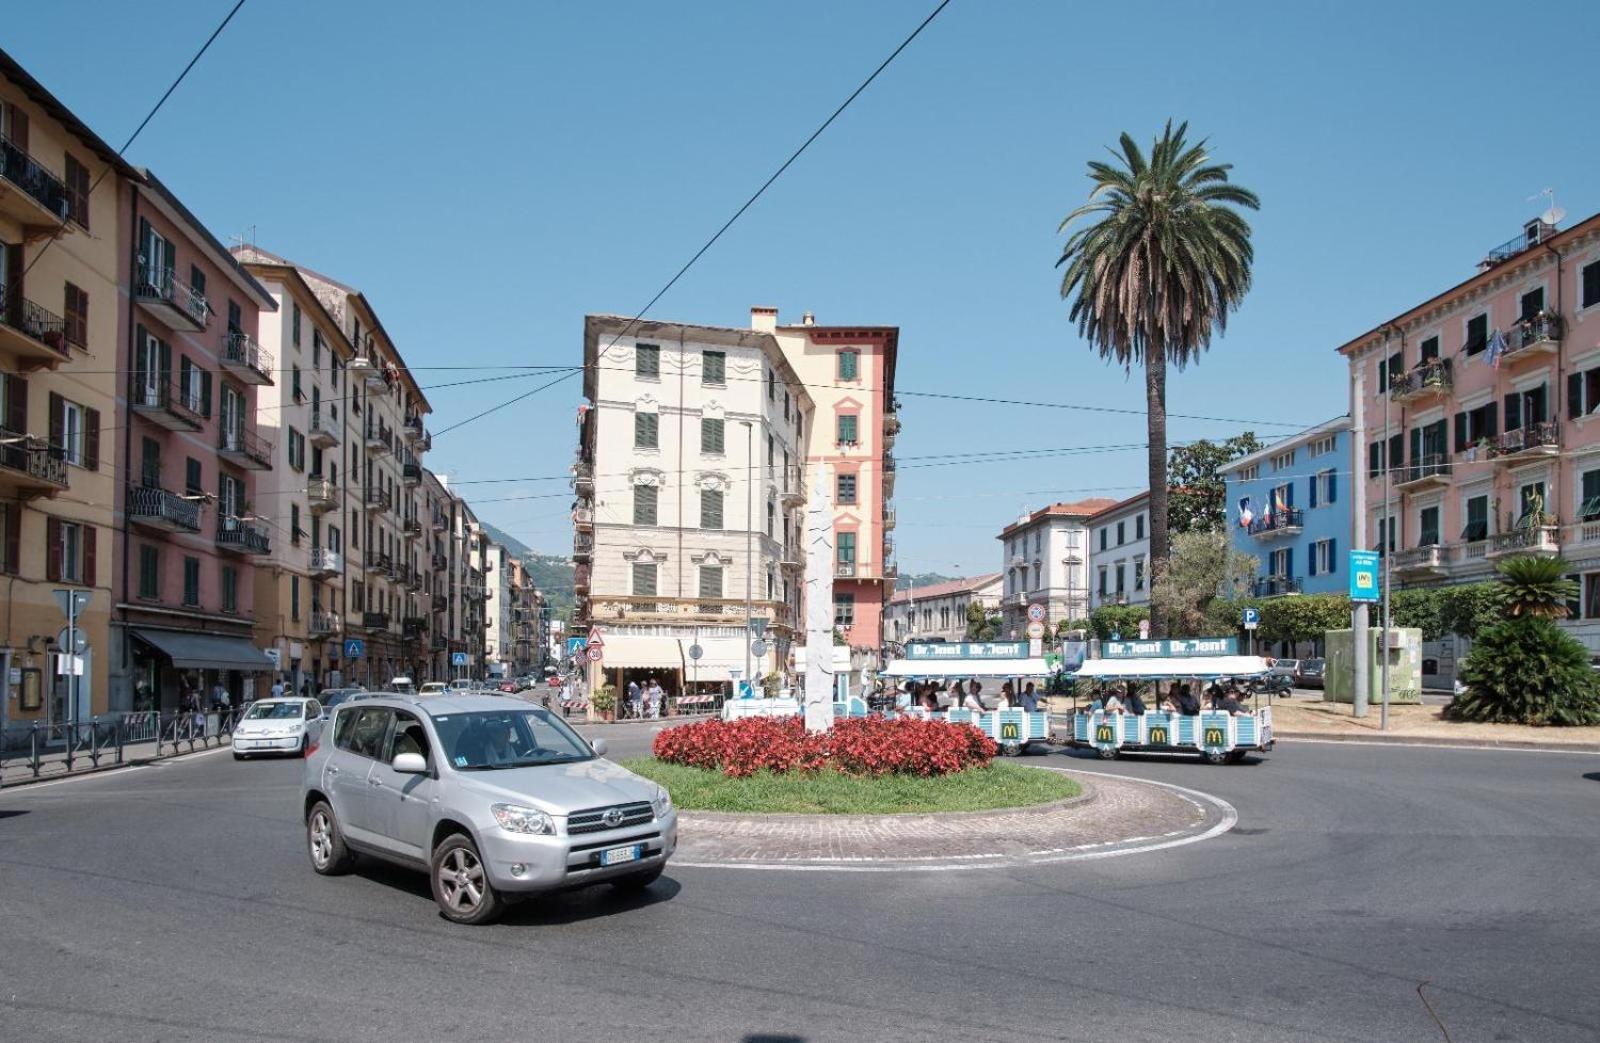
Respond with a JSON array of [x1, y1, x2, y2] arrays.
[[1273, 487, 1289, 518], [1486, 328, 1507, 369], [1237, 496, 1254, 528]]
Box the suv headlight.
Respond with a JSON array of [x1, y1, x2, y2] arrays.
[[651, 788, 672, 818], [491, 803, 555, 835]]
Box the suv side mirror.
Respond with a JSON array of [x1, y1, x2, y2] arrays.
[[590, 737, 609, 758], [392, 752, 428, 775]]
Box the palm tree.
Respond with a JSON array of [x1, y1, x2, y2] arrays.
[[1057, 121, 1259, 637], [1496, 555, 1576, 619]]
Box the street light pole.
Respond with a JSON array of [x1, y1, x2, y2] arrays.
[[744, 419, 754, 693]]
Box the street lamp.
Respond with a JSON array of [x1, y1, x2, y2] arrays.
[[743, 419, 754, 693]]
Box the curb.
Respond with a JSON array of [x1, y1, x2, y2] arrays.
[[679, 773, 1098, 825], [0, 742, 235, 791], [1274, 729, 1600, 752]]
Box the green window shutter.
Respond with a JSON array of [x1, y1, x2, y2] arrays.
[[838, 351, 858, 380], [837, 531, 856, 563], [701, 417, 724, 454], [635, 344, 660, 378], [698, 566, 722, 600], [701, 488, 723, 529], [632, 562, 657, 596], [633, 484, 658, 526], [838, 414, 857, 444], [702, 351, 725, 385], [634, 412, 658, 449]]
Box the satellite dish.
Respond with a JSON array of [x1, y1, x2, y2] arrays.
[[1542, 206, 1567, 226]]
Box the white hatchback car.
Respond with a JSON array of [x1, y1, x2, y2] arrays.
[[232, 698, 324, 759]]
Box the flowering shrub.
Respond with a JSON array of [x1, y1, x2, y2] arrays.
[[652, 715, 996, 778]]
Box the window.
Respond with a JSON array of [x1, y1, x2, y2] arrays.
[[291, 575, 302, 621], [1418, 336, 1440, 363], [1271, 449, 1295, 470], [1134, 557, 1145, 590], [292, 366, 304, 402], [1097, 567, 1108, 597], [783, 390, 790, 420], [138, 545, 160, 599], [292, 303, 302, 347], [834, 593, 855, 628], [700, 488, 724, 529], [1309, 539, 1337, 576], [837, 414, 858, 445], [1310, 469, 1337, 507], [1237, 464, 1259, 482], [1377, 351, 1402, 391], [1454, 401, 1499, 452], [634, 412, 658, 449], [1099, 527, 1107, 551], [183, 556, 200, 606], [698, 565, 723, 600], [49, 393, 96, 469], [1520, 287, 1545, 320], [139, 437, 161, 488], [838, 350, 859, 381], [0, 503, 16, 576], [1115, 563, 1126, 594], [1116, 521, 1126, 546], [63, 282, 88, 347], [1464, 313, 1488, 355], [291, 503, 302, 545], [221, 566, 237, 613], [1569, 365, 1600, 420], [633, 483, 658, 526], [700, 415, 726, 451], [702, 350, 725, 385], [288, 428, 306, 471], [1136, 513, 1145, 540], [1418, 507, 1440, 546], [189, 265, 206, 306], [631, 561, 657, 596], [1463, 495, 1489, 542], [1583, 259, 1600, 311], [767, 370, 775, 401], [64, 154, 89, 228], [837, 473, 857, 505], [1582, 470, 1600, 521], [1308, 435, 1337, 457], [836, 531, 856, 566], [635, 344, 660, 378], [186, 457, 202, 495]]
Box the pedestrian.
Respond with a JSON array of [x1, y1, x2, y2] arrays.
[[270, 676, 285, 700], [626, 679, 641, 719], [648, 678, 663, 719], [300, 678, 311, 699]]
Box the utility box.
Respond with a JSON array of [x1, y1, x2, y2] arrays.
[[1323, 627, 1423, 705]]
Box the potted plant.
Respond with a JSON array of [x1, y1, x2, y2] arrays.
[[590, 684, 616, 722]]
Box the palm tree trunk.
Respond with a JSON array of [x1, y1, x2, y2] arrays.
[[1145, 342, 1169, 638]]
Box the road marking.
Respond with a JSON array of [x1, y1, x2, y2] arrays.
[[669, 767, 1239, 873], [1279, 737, 1600, 756]]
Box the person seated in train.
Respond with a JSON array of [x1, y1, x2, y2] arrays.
[[1122, 682, 1147, 716], [1020, 682, 1039, 713], [1213, 686, 1247, 715], [1175, 684, 1201, 716], [994, 682, 1014, 710], [962, 680, 986, 713], [1100, 686, 1124, 714]]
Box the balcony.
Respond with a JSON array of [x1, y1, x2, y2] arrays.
[[365, 363, 392, 393], [134, 265, 211, 331], [402, 459, 421, 485], [219, 330, 274, 385], [836, 561, 857, 578], [573, 503, 593, 530], [1500, 314, 1563, 364], [402, 515, 422, 538], [1488, 524, 1560, 559], [431, 635, 448, 652], [883, 505, 896, 530], [405, 567, 422, 591], [1490, 422, 1559, 463], [587, 595, 794, 632], [1389, 358, 1451, 404], [573, 534, 593, 562], [364, 421, 391, 455], [215, 516, 270, 555], [0, 132, 72, 231], [573, 461, 594, 494], [779, 546, 802, 572], [0, 294, 71, 369], [307, 410, 340, 448], [1395, 454, 1452, 492], [362, 486, 390, 513], [1253, 575, 1302, 597], [403, 414, 425, 444], [432, 592, 448, 614], [1248, 507, 1303, 539], [127, 485, 201, 533], [218, 427, 273, 471], [308, 611, 340, 638], [781, 465, 805, 508], [403, 615, 427, 635], [883, 454, 896, 494], [0, 432, 68, 498], [308, 548, 343, 577], [363, 612, 390, 633], [1394, 544, 1449, 579], [431, 551, 448, 572], [573, 564, 590, 592], [129, 376, 203, 432], [307, 476, 337, 513], [432, 508, 449, 532], [365, 550, 392, 577]]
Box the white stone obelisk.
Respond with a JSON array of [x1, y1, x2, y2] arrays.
[[803, 462, 835, 733]]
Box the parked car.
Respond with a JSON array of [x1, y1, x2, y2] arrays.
[[1268, 658, 1300, 680], [1294, 658, 1326, 689], [389, 676, 417, 695], [233, 698, 324, 759], [448, 679, 475, 693], [317, 688, 365, 716], [497, 681, 519, 694], [419, 682, 449, 696], [301, 694, 676, 924]]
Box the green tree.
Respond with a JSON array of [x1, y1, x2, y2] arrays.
[[965, 600, 1001, 641], [1167, 433, 1265, 535], [1258, 593, 1350, 646], [1149, 530, 1259, 637], [1057, 121, 1260, 636], [1495, 555, 1575, 619], [1087, 604, 1150, 642]]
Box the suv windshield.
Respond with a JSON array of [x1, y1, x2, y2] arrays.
[[246, 701, 303, 720], [430, 708, 594, 770]]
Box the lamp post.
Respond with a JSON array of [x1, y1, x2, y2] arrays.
[[743, 419, 754, 693]]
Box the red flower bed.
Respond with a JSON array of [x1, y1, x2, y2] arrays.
[[652, 715, 996, 778]]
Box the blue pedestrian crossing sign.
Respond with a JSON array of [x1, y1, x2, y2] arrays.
[[451, 651, 469, 667], [565, 636, 588, 657], [1242, 607, 1260, 630], [343, 638, 365, 658]]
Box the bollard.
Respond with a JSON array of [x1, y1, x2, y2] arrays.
[[90, 715, 100, 767], [30, 722, 40, 779]]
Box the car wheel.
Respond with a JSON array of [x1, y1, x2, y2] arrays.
[[1096, 747, 1119, 760], [611, 866, 663, 892], [307, 800, 356, 875], [1202, 751, 1228, 765], [431, 834, 503, 925], [232, 751, 245, 761]]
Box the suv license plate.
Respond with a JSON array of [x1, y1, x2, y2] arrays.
[[600, 844, 642, 867]]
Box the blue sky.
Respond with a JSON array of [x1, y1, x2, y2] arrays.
[[11, 0, 1600, 574]]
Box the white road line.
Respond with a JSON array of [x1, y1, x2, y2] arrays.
[[1278, 736, 1600, 756], [669, 767, 1239, 873]]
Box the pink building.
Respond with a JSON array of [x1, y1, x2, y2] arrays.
[[111, 170, 278, 711], [1339, 211, 1600, 654]]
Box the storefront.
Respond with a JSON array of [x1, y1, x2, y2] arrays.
[[129, 629, 274, 711]]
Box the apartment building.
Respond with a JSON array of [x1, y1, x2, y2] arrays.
[[1339, 212, 1600, 656], [1219, 418, 1352, 598], [769, 309, 899, 660], [485, 541, 515, 676], [886, 573, 1003, 648], [459, 510, 489, 677], [0, 51, 138, 724], [238, 255, 357, 692], [1088, 492, 1152, 610], [573, 314, 812, 694], [420, 467, 455, 679], [997, 499, 1115, 636]]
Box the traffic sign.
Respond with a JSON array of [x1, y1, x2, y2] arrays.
[[749, 617, 769, 636], [1026, 603, 1045, 624], [54, 626, 88, 655], [451, 651, 468, 667], [1349, 550, 1380, 603], [587, 645, 604, 663], [751, 639, 768, 657], [587, 626, 604, 646], [565, 636, 588, 657], [53, 589, 92, 619], [343, 638, 365, 659], [547, 677, 561, 688], [1026, 620, 1046, 639], [688, 643, 704, 661], [1242, 607, 1260, 631]]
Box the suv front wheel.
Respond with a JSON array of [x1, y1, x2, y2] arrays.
[[307, 800, 356, 875], [430, 833, 504, 925]]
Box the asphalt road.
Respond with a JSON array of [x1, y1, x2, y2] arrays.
[[1, 722, 1597, 1042]]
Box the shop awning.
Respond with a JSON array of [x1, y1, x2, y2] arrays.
[[1072, 655, 1271, 681], [132, 629, 276, 671], [883, 657, 1051, 679], [595, 635, 685, 670]]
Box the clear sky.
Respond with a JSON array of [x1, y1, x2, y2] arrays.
[[10, 0, 1600, 575]]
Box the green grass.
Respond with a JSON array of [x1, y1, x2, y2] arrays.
[[622, 758, 1080, 815]]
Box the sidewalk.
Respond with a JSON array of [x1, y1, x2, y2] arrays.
[[0, 729, 232, 788], [1268, 700, 1600, 750]]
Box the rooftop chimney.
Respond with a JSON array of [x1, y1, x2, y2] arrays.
[[801, 310, 815, 326], [751, 306, 778, 332]]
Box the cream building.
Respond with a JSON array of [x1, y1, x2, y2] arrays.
[[997, 498, 1117, 636], [886, 573, 1003, 649]]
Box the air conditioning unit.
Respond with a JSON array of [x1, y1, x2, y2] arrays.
[[1385, 630, 1407, 650]]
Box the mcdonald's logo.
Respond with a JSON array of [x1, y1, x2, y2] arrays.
[[1203, 727, 1226, 747], [1001, 722, 1020, 740], [1149, 727, 1168, 745], [1095, 725, 1115, 744]]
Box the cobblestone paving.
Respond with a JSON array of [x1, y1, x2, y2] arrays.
[[674, 766, 1222, 867]]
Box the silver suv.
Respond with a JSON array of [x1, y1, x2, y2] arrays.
[[301, 694, 676, 924]]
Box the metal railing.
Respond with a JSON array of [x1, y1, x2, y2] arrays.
[[219, 426, 273, 468], [1398, 454, 1452, 485], [221, 329, 274, 381], [127, 484, 202, 530], [0, 709, 246, 786], [129, 375, 205, 427], [1247, 508, 1304, 536], [134, 264, 212, 327], [1389, 357, 1451, 398], [308, 611, 340, 637], [1506, 313, 1564, 354], [308, 410, 339, 442], [1491, 421, 1559, 458], [0, 293, 70, 357], [0, 131, 71, 221], [0, 429, 68, 488], [1252, 575, 1302, 597], [215, 515, 270, 554]]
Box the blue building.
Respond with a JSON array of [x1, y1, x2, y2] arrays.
[[1220, 417, 1353, 599]]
